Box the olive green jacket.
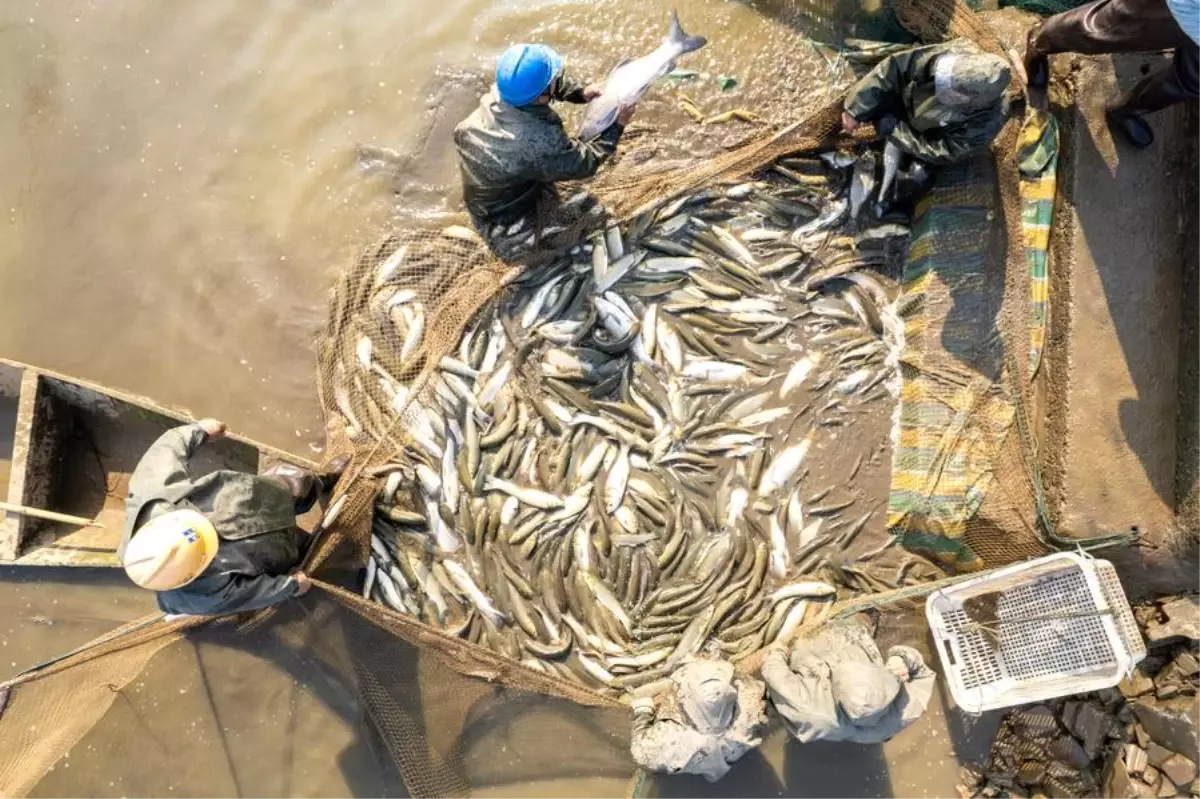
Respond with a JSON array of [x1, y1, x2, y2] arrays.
[[454, 72, 624, 227], [844, 42, 1009, 165]]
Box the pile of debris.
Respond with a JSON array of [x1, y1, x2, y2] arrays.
[[957, 593, 1199, 799]]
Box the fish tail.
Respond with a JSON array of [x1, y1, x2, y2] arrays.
[[668, 10, 706, 53]]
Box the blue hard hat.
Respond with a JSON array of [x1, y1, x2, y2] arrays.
[[495, 44, 564, 107]]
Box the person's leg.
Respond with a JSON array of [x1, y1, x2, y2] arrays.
[[1108, 42, 1200, 148], [1025, 0, 1191, 88]]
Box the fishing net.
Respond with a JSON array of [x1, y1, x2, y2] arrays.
[[0, 1, 1125, 796]]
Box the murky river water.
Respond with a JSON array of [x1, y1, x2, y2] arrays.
[[0, 0, 858, 456], [0, 3, 992, 796]]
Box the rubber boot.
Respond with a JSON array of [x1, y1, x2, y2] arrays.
[[1106, 109, 1155, 150]]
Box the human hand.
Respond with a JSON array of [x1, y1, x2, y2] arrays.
[[198, 418, 227, 439], [617, 104, 637, 126], [841, 111, 860, 132], [292, 571, 312, 595], [583, 82, 604, 101], [885, 655, 911, 682]]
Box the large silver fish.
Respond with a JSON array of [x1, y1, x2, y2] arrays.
[[578, 11, 707, 142]]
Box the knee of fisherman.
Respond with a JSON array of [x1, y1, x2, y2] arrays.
[[119, 418, 347, 616], [760, 617, 936, 745], [454, 43, 635, 233]]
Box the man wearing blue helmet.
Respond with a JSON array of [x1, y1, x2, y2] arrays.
[[455, 43, 634, 234]]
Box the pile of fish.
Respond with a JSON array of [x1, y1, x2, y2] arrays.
[[337, 147, 924, 695]]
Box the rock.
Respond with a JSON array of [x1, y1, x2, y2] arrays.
[[1161, 754, 1198, 788], [1050, 735, 1092, 770], [1144, 764, 1162, 787], [1108, 753, 1166, 796], [1074, 702, 1114, 759], [1189, 777, 1199, 795], [1098, 687, 1125, 707], [1149, 742, 1176, 767], [1137, 724, 1152, 748], [1156, 778, 1176, 797], [992, 771, 1017, 790], [1127, 743, 1151, 775], [1042, 776, 1079, 799], [1015, 705, 1060, 738], [1132, 696, 1200, 759], [1172, 650, 1199, 678], [955, 783, 977, 799], [1061, 700, 1081, 732], [1159, 681, 1185, 701], [1017, 761, 1047, 786], [1125, 669, 1158, 698], [1147, 596, 1200, 647]]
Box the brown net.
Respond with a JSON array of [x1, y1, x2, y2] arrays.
[[0, 2, 1108, 796]]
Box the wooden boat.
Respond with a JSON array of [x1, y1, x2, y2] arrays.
[[0, 357, 318, 567]]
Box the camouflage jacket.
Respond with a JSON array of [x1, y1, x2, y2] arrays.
[[844, 41, 1009, 165], [121, 423, 304, 615], [454, 71, 624, 227]]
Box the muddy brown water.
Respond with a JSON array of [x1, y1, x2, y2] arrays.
[[0, 1, 987, 796]]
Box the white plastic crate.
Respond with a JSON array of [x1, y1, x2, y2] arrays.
[[926, 552, 1145, 713]]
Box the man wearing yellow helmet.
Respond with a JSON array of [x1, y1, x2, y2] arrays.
[[120, 418, 345, 616]]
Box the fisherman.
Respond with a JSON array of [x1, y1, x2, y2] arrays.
[[1023, 0, 1199, 148], [841, 39, 1011, 204], [454, 43, 635, 237], [760, 617, 936, 744], [629, 658, 768, 782], [119, 418, 346, 616]]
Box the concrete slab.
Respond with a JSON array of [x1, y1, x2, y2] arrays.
[[1046, 52, 1198, 595]]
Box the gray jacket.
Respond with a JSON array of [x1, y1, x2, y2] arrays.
[[761, 620, 936, 744], [122, 424, 305, 615], [454, 72, 623, 227]]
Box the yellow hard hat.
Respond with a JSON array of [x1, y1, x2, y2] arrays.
[[122, 509, 219, 591]]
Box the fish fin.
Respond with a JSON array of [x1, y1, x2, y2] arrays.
[[667, 10, 707, 54]]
